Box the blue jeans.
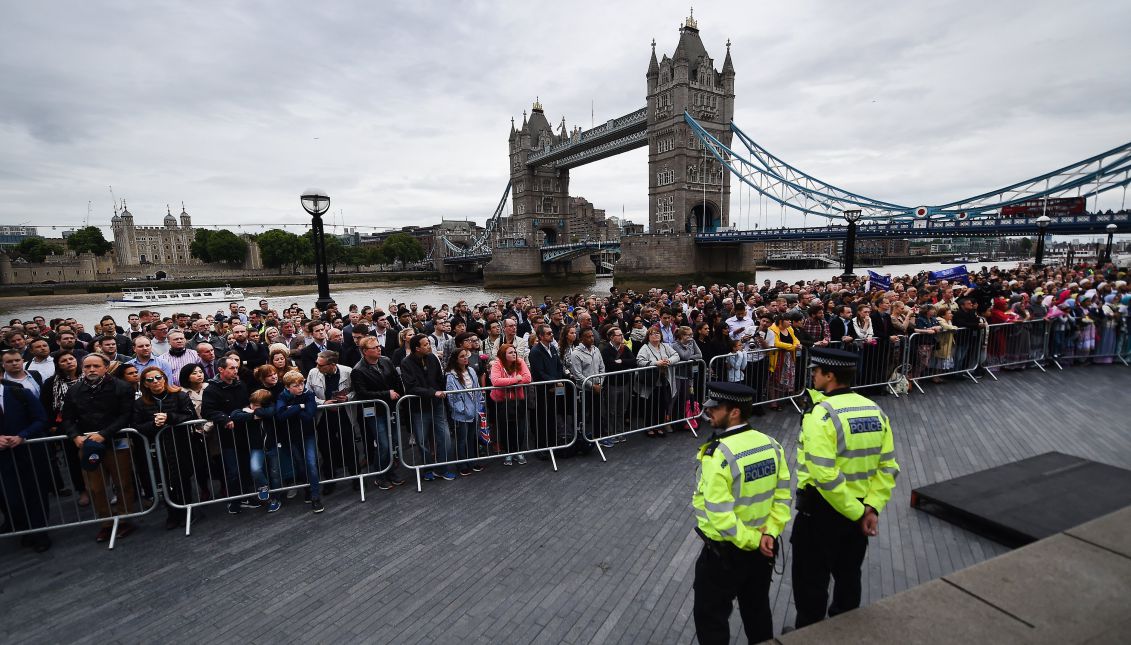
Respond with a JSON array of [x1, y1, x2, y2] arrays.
[[453, 419, 478, 463], [363, 413, 393, 473], [287, 434, 321, 499], [409, 398, 451, 471], [250, 445, 282, 497]]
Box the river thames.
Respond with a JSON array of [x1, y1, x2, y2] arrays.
[[0, 260, 1017, 324]]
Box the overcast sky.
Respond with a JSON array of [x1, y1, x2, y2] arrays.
[[2, 0, 1129, 237]]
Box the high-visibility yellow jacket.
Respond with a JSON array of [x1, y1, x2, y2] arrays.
[[693, 426, 792, 550], [796, 389, 899, 520]]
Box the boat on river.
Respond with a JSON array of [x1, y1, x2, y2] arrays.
[[107, 285, 246, 308]]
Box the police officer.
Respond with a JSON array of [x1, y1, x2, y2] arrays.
[[692, 382, 791, 645], [791, 347, 899, 629]]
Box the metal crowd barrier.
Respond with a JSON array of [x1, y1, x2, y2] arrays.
[[155, 398, 393, 535], [580, 359, 706, 461], [1045, 317, 1128, 368], [981, 320, 1049, 378], [0, 429, 158, 549], [904, 327, 984, 391], [396, 378, 579, 491], [827, 338, 909, 396], [709, 349, 805, 413]]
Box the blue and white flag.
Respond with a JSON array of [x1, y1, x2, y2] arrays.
[[866, 270, 891, 291], [929, 265, 974, 286]]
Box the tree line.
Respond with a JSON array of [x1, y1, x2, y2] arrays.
[[6, 226, 425, 273]]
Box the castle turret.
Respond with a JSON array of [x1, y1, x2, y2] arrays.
[[164, 205, 177, 228], [180, 202, 191, 228]]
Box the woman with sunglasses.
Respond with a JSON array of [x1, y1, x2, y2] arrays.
[[133, 366, 199, 529]]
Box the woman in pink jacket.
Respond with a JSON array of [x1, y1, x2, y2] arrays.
[[489, 344, 532, 465]]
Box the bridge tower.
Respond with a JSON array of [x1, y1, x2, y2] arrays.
[[646, 12, 734, 234], [508, 99, 571, 245]]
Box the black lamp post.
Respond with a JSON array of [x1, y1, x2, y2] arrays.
[[1034, 215, 1051, 268], [1103, 223, 1117, 265], [841, 209, 861, 279], [300, 189, 334, 310]]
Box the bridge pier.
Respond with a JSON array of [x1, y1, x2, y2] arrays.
[[483, 246, 595, 288], [614, 233, 757, 289]]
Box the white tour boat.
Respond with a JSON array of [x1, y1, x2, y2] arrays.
[[107, 285, 246, 308]]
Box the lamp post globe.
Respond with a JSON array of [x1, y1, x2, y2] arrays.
[[1033, 215, 1051, 269], [1104, 223, 1117, 266], [841, 209, 862, 280], [300, 189, 334, 310]]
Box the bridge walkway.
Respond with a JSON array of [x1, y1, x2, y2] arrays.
[[1, 366, 1128, 643]]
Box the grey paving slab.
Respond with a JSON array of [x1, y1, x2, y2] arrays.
[[944, 533, 1131, 643], [1063, 504, 1131, 559], [776, 579, 1035, 645], [0, 366, 1129, 644]]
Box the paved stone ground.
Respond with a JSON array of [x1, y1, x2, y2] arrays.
[[2, 365, 1129, 644]]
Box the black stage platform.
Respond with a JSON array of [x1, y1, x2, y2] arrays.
[[911, 451, 1131, 547]]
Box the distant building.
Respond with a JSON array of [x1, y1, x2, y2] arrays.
[[110, 202, 198, 266], [0, 225, 39, 249]]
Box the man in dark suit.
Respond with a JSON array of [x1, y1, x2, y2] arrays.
[[299, 320, 342, 375], [829, 305, 854, 345], [0, 380, 51, 551], [868, 300, 899, 391], [528, 324, 567, 454], [229, 323, 266, 373]]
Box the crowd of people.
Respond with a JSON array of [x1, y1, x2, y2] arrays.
[[0, 260, 1127, 552]]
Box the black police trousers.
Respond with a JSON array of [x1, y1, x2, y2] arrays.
[[693, 540, 774, 645], [790, 490, 868, 628]]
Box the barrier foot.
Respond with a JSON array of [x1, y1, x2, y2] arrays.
[[966, 370, 980, 383], [107, 517, 120, 551], [789, 396, 803, 414], [359, 478, 367, 503], [913, 380, 925, 394], [185, 506, 193, 537], [1033, 360, 1047, 373], [1119, 355, 1130, 366], [414, 469, 422, 493], [685, 419, 698, 438], [595, 441, 608, 463], [887, 383, 899, 398], [549, 449, 559, 472], [983, 367, 1000, 381]]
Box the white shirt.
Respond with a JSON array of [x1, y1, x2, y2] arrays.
[[4, 372, 41, 397], [151, 339, 171, 356], [26, 357, 55, 382]]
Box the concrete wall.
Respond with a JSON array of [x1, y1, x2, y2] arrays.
[[483, 246, 595, 288], [614, 233, 757, 289]]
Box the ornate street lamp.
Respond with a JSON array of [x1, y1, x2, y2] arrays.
[[1104, 223, 1117, 265], [841, 209, 862, 279], [1034, 215, 1051, 268], [300, 189, 334, 310]]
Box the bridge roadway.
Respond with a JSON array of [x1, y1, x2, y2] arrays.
[[3, 365, 1129, 643]]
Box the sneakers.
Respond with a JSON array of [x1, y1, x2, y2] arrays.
[[599, 439, 615, 448], [286, 489, 298, 500], [503, 456, 513, 466], [422, 471, 437, 482], [227, 502, 241, 515], [375, 479, 394, 490], [441, 471, 458, 481], [239, 498, 262, 509], [311, 499, 325, 513], [303, 491, 312, 504], [390, 475, 407, 486], [458, 467, 471, 477], [257, 486, 270, 501], [516, 454, 527, 465], [267, 499, 282, 513], [471, 464, 485, 473]]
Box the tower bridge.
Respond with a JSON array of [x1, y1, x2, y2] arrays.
[[434, 13, 1131, 288]]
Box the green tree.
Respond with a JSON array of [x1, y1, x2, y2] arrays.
[[381, 233, 424, 268], [258, 229, 307, 274], [1019, 237, 1033, 253], [301, 231, 348, 271], [190, 229, 214, 262], [206, 230, 248, 264], [66, 226, 113, 256], [14, 237, 65, 262]]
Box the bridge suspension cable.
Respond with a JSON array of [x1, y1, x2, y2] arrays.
[[438, 181, 512, 259], [684, 112, 1131, 222]]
